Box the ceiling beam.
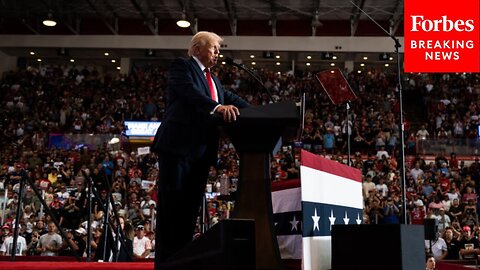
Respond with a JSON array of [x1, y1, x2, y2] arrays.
[[86, 0, 118, 35], [223, 0, 237, 36], [350, 0, 365, 36], [17, 4, 41, 35], [273, 1, 310, 17], [145, 0, 161, 32], [62, 14, 80, 35], [21, 18, 40, 35], [100, 0, 121, 34], [101, 0, 119, 18], [389, 0, 403, 36], [130, 0, 157, 35], [269, 0, 277, 36], [311, 0, 322, 36]]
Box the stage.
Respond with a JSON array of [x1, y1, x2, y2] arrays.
[[0, 258, 475, 270], [0, 261, 153, 270]]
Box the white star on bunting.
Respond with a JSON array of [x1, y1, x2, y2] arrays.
[[328, 210, 336, 231], [312, 208, 320, 231], [356, 213, 362, 224], [343, 211, 350, 225], [290, 216, 299, 231]]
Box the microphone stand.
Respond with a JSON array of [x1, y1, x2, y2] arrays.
[[345, 101, 352, 166], [81, 170, 131, 262], [85, 170, 93, 262], [101, 188, 110, 261], [225, 58, 276, 103], [351, 1, 407, 224], [11, 170, 26, 261], [13, 169, 82, 261]]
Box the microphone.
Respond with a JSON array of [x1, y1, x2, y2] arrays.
[[224, 57, 275, 103], [225, 57, 245, 69]]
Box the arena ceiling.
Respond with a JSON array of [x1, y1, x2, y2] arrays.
[[0, 0, 403, 36], [0, 0, 404, 71]]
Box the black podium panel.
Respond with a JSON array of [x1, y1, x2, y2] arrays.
[[423, 219, 438, 240], [331, 224, 425, 270], [159, 219, 255, 270]]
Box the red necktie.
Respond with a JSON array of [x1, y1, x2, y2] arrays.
[[205, 68, 218, 102]]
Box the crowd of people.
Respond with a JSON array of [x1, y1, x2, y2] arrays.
[[0, 62, 480, 262]]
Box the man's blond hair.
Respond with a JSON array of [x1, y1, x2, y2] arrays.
[[188, 31, 223, 57]]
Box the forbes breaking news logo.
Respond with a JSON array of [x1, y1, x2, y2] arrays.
[[410, 16, 474, 61], [404, 0, 480, 73]]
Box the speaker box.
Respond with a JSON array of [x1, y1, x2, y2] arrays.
[[159, 219, 256, 270], [331, 224, 425, 270], [423, 219, 438, 240]]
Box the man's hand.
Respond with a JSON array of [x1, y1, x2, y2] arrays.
[[215, 105, 240, 122]]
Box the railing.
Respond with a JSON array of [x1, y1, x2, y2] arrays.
[[414, 137, 480, 156], [46, 133, 480, 157], [48, 133, 129, 151]]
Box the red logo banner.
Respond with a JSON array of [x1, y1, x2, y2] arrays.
[[404, 0, 480, 72]]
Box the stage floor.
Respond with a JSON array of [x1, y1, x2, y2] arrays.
[[0, 258, 470, 270], [0, 261, 153, 270]]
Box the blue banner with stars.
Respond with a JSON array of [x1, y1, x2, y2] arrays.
[[302, 201, 363, 237]]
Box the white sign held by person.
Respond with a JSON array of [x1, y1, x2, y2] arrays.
[[137, 146, 150, 156]]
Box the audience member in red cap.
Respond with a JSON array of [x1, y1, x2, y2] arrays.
[[458, 225, 480, 260], [410, 200, 426, 225], [0, 224, 27, 256]]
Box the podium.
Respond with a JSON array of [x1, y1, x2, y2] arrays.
[[158, 101, 299, 270], [224, 101, 300, 270]]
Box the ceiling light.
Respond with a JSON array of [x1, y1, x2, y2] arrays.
[[360, 63, 365, 67], [111, 59, 116, 63], [116, 66, 121, 70], [357, 70, 362, 73], [221, 61, 226, 65], [219, 54, 224, 58], [307, 55, 312, 59], [251, 62, 256, 65], [176, 12, 190, 28], [332, 56, 337, 60], [70, 59, 75, 63], [385, 63, 390, 67], [42, 13, 57, 27], [30, 51, 35, 55], [306, 63, 311, 66], [330, 63, 335, 66], [389, 57, 394, 61], [275, 55, 280, 59], [250, 55, 255, 59], [363, 56, 368, 60], [104, 52, 109, 56], [276, 62, 280, 66], [37, 59, 42, 62]]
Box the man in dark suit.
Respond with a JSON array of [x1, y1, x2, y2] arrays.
[[150, 31, 249, 266]]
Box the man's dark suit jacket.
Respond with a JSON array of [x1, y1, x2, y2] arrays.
[[150, 57, 249, 158]]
